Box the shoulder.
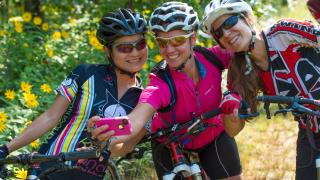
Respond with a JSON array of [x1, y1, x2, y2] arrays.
[[265, 18, 318, 36], [194, 45, 232, 68]]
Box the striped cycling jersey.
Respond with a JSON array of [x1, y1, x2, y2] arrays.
[[38, 63, 142, 156]]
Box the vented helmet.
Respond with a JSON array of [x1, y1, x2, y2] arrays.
[[200, 0, 253, 36], [96, 8, 147, 46], [149, 1, 199, 33]]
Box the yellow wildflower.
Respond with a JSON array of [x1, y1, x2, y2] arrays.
[[142, 9, 151, 16], [89, 36, 103, 50], [42, 23, 49, 31], [154, 54, 163, 63], [20, 81, 32, 93], [61, 31, 69, 39], [0, 112, 8, 122], [69, 17, 76, 24], [14, 168, 28, 180], [147, 39, 154, 49], [30, 140, 40, 149], [5, 89, 16, 101], [207, 39, 213, 48], [15, 22, 23, 33], [33, 16, 42, 25], [41, 84, 52, 93], [199, 42, 205, 47], [22, 12, 32, 22], [47, 49, 53, 57], [0, 123, 6, 133], [143, 63, 149, 70], [23, 93, 39, 108], [0, 30, 5, 37], [52, 31, 61, 41]]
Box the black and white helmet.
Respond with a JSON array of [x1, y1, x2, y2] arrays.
[[96, 8, 147, 46], [149, 1, 199, 33], [200, 0, 253, 36]]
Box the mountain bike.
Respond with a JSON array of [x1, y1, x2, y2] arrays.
[[258, 95, 320, 180], [0, 148, 120, 180], [137, 105, 259, 180]]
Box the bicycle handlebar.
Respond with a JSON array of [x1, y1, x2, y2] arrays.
[[258, 95, 320, 106], [258, 95, 320, 118], [141, 105, 259, 144], [0, 149, 100, 165]]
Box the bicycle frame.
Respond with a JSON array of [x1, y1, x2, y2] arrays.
[[0, 148, 120, 180], [141, 106, 258, 180]]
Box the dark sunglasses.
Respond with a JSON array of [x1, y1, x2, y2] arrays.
[[155, 32, 194, 48], [113, 38, 147, 53], [211, 15, 240, 40]]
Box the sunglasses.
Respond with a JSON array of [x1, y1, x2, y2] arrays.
[[211, 15, 240, 40], [155, 32, 194, 48], [113, 38, 147, 53]]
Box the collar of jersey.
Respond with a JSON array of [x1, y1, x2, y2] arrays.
[[195, 57, 206, 79]]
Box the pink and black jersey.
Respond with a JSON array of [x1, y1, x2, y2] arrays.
[[259, 19, 320, 132], [139, 45, 232, 150]]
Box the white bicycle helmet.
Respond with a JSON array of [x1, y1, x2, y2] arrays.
[[149, 1, 199, 33], [200, 0, 253, 36]]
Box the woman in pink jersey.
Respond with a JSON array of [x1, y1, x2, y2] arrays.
[[89, 2, 243, 179], [200, 0, 320, 179]]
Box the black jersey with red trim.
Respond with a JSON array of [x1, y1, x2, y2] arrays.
[[259, 19, 320, 132]]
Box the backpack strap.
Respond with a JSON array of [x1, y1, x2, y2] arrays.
[[193, 45, 225, 73], [151, 60, 177, 113]]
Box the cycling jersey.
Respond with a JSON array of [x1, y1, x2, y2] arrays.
[[38, 64, 142, 177], [259, 19, 320, 133], [139, 45, 232, 150]]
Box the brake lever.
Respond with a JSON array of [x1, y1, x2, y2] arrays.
[[274, 108, 293, 116]]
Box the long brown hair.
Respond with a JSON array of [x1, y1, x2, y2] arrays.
[[227, 54, 264, 112]]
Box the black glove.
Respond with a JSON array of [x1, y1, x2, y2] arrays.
[[0, 145, 9, 159]]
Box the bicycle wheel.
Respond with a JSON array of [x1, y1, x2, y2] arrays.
[[104, 159, 120, 180]]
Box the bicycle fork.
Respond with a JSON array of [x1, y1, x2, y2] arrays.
[[162, 142, 203, 180]]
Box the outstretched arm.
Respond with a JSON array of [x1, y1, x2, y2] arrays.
[[6, 95, 70, 153], [88, 103, 156, 149]]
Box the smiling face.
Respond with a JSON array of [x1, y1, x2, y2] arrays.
[[211, 14, 253, 52], [156, 30, 196, 69], [107, 34, 148, 73]]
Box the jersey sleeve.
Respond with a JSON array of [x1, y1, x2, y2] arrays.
[[207, 45, 234, 68], [138, 73, 171, 110], [56, 64, 86, 102]]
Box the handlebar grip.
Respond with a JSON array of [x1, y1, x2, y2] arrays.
[[258, 95, 295, 104], [61, 150, 99, 161], [201, 108, 221, 120]]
